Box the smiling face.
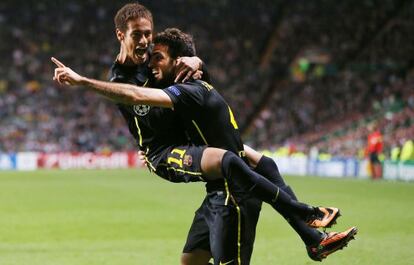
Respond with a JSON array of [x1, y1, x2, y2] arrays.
[[117, 17, 152, 65], [148, 43, 177, 87]]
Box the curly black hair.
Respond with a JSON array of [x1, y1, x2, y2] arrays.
[[154, 28, 196, 59]]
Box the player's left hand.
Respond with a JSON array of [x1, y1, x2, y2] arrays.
[[137, 150, 147, 167], [174, 56, 203, 83]]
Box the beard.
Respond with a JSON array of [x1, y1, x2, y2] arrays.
[[154, 70, 175, 88]]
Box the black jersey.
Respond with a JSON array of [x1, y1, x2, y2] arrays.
[[109, 61, 188, 169], [163, 80, 245, 156], [109, 61, 228, 192]]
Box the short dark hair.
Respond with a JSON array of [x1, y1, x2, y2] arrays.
[[114, 3, 153, 32], [154, 28, 196, 59]]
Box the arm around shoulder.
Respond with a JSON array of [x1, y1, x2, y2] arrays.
[[81, 77, 173, 108]]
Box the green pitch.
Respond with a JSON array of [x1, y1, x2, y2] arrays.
[[0, 169, 413, 265]]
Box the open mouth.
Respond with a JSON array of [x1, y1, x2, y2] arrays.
[[152, 69, 160, 78], [135, 46, 148, 57]]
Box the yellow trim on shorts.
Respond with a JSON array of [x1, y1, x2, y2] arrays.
[[166, 167, 204, 181], [223, 180, 241, 263], [166, 166, 203, 176], [190, 115, 240, 262]]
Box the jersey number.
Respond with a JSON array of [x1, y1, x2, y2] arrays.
[[167, 148, 186, 168]]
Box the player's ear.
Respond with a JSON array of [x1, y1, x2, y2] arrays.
[[116, 28, 124, 41]]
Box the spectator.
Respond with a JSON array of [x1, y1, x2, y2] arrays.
[[366, 123, 383, 179]]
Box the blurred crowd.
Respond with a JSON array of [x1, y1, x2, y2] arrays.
[[246, 0, 414, 160], [1, 0, 413, 161], [0, 0, 276, 152]]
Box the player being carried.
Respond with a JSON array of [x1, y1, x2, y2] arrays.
[[52, 26, 357, 262]]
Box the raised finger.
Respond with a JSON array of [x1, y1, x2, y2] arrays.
[[51, 57, 66, 68]]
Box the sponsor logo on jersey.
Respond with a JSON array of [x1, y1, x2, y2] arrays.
[[133, 104, 151, 116], [183, 154, 193, 167]]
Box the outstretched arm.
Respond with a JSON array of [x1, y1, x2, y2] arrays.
[[51, 57, 173, 108]]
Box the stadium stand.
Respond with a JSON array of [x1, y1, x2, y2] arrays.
[[245, 0, 414, 161], [0, 0, 278, 152], [1, 0, 413, 164]]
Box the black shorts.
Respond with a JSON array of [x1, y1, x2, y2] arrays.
[[183, 191, 262, 265], [369, 152, 380, 164], [155, 145, 206, 183], [155, 144, 262, 264]]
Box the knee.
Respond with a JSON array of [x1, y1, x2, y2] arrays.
[[222, 151, 239, 166], [201, 148, 227, 179], [181, 251, 211, 265], [181, 253, 192, 265], [181, 254, 190, 265]]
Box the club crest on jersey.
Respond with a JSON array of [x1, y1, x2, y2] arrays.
[[133, 104, 151, 116], [183, 154, 193, 167]]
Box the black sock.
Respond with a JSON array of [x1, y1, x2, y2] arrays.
[[254, 156, 298, 201], [280, 211, 322, 246], [221, 152, 315, 218], [254, 155, 298, 201], [254, 155, 281, 185], [271, 186, 315, 220], [254, 155, 320, 245], [223, 152, 321, 245]]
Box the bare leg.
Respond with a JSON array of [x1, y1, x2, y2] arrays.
[[200, 148, 226, 179], [181, 249, 212, 265]]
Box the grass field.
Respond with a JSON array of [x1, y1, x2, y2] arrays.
[[0, 169, 413, 265]]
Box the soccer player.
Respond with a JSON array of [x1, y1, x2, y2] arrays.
[[56, 3, 263, 265], [52, 27, 357, 262], [111, 4, 262, 264]]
